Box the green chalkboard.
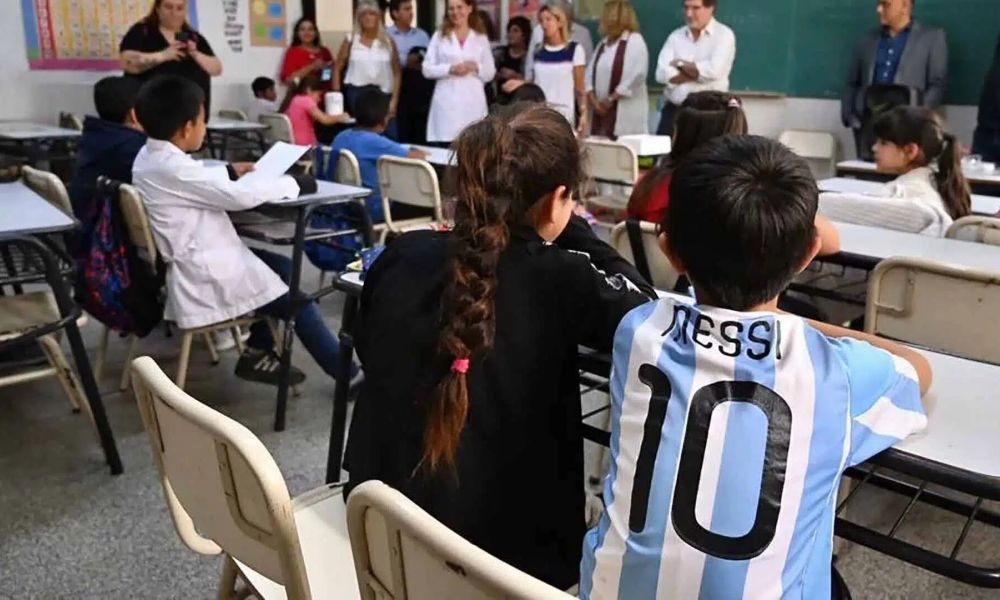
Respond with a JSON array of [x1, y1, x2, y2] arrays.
[[592, 0, 1000, 105]]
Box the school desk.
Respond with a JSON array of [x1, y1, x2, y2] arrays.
[[233, 181, 372, 432], [325, 270, 364, 483], [0, 181, 122, 475], [0, 121, 80, 166], [827, 222, 1000, 272], [819, 177, 1000, 216], [836, 160, 1000, 196], [407, 145, 456, 168], [206, 117, 269, 160]]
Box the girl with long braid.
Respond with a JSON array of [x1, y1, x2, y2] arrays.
[[346, 104, 654, 589]]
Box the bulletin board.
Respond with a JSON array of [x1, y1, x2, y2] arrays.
[[250, 0, 287, 47], [21, 0, 199, 70]]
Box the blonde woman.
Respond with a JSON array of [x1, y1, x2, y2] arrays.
[[513, 3, 587, 133], [333, 1, 402, 126], [586, 0, 649, 137], [423, 0, 497, 144]]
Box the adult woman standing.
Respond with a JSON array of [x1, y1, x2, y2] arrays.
[[494, 16, 531, 104], [423, 0, 496, 144], [333, 1, 402, 119], [279, 18, 335, 89], [119, 0, 222, 114], [586, 0, 649, 138], [516, 3, 587, 133]]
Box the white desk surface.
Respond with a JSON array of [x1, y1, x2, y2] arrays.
[[264, 180, 370, 207], [895, 350, 1000, 478], [819, 177, 1000, 215], [837, 160, 1000, 186], [207, 117, 269, 131], [0, 121, 81, 140], [835, 222, 1000, 270], [408, 145, 455, 167], [0, 181, 76, 237], [614, 134, 672, 157]]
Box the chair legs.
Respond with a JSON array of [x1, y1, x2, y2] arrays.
[[218, 555, 238, 600], [176, 332, 195, 391], [203, 332, 220, 365], [231, 327, 246, 354], [119, 336, 139, 392], [36, 334, 84, 413], [94, 325, 110, 382]]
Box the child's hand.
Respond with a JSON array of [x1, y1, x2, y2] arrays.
[[501, 79, 524, 94], [335, 113, 353, 123], [232, 162, 255, 178]]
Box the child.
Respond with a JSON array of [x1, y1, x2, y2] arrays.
[[580, 135, 932, 599], [345, 104, 655, 589], [509, 81, 547, 104], [330, 87, 427, 222], [280, 76, 352, 146], [131, 75, 352, 385], [247, 76, 278, 122], [68, 76, 147, 227]]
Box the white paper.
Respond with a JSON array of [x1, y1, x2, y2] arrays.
[[238, 141, 309, 185]]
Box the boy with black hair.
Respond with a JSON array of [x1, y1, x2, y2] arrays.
[[581, 135, 932, 599], [331, 87, 426, 222], [68, 76, 147, 226], [248, 76, 278, 122], [132, 75, 352, 385]]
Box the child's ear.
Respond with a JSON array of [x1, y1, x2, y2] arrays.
[[796, 234, 824, 274], [658, 232, 687, 275], [904, 142, 923, 163]]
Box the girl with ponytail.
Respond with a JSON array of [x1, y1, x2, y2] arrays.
[[870, 106, 972, 234], [345, 104, 654, 589]]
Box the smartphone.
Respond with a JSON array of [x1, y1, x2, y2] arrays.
[[321, 67, 332, 82], [175, 30, 191, 43]]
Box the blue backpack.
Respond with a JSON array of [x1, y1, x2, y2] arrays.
[[305, 150, 366, 272]]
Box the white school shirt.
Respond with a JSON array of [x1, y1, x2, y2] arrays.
[[655, 18, 737, 107], [586, 31, 650, 136], [422, 30, 496, 142], [528, 42, 586, 124], [818, 167, 954, 236], [247, 97, 278, 123], [581, 297, 925, 599], [344, 35, 396, 94], [132, 139, 300, 329]]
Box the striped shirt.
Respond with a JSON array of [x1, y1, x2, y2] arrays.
[[581, 297, 925, 599]]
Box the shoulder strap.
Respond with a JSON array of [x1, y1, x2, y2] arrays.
[[625, 218, 652, 284]]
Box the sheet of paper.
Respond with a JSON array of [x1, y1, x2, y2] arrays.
[[239, 141, 309, 185]]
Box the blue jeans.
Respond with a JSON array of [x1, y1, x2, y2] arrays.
[[973, 126, 1000, 163], [247, 249, 344, 379]]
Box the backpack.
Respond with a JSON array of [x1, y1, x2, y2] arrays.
[[304, 149, 366, 272], [74, 178, 165, 337]]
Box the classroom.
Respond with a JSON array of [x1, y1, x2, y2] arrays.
[[1, 0, 999, 597]]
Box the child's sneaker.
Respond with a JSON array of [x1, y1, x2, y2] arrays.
[[234, 348, 306, 386]]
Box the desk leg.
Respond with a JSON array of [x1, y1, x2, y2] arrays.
[[220, 132, 230, 162], [326, 293, 359, 484], [256, 131, 267, 157], [273, 207, 307, 431]]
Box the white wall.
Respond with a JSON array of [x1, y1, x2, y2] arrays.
[[1, 1, 302, 122]]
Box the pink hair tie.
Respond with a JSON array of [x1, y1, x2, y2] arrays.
[[728, 97, 742, 109], [451, 358, 470, 374]]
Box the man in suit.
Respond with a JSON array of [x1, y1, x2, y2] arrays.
[[842, 0, 948, 160], [973, 34, 1000, 163]]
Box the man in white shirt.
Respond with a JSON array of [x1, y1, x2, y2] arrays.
[[654, 0, 736, 135], [529, 0, 594, 62]]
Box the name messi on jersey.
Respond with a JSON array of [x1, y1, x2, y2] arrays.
[[661, 304, 783, 361]]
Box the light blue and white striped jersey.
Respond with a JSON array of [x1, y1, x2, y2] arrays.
[[581, 297, 926, 599]]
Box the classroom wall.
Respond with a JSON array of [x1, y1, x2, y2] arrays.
[[1, 1, 302, 122]]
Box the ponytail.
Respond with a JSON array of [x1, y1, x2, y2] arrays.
[[935, 133, 972, 220], [278, 75, 320, 114]]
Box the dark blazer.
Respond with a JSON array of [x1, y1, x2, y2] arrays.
[[841, 22, 948, 128]]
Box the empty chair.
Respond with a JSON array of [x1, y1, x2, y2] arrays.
[[21, 165, 73, 215], [866, 257, 1000, 364], [259, 112, 295, 145], [582, 139, 638, 215], [130, 356, 359, 600], [779, 129, 838, 179], [347, 480, 573, 600], [218, 109, 249, 121], [58, 112, 83, 132], [610, 219, 681, 291], [377, 155, 445, 242], [946, 216, 1000, 246]]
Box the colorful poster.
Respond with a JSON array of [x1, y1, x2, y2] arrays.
[[21, 0, 199, 71], [250, 0, 286, 48]]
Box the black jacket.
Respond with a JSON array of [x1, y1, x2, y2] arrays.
[[978, 35, 1000, 131], [345, 216, 654, 589], [67, 116, 146, 223]]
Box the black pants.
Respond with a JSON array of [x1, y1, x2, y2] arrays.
[[973, 126, 1000, 163], [852, 128, 875, 162], [656, 102, 680, 136]]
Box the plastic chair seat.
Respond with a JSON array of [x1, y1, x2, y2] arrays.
[[236, 485, 360, 600], [0, 291, 60, 338]]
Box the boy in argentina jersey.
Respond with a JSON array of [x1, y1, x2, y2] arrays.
[[580, 136, 932, 600]]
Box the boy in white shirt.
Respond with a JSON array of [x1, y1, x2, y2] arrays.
[[248, 76, 279, 122], [132, 75, 351, 385]]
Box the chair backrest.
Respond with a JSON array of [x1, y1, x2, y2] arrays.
[[778, 129, 837, 179], [377, 155, 444, 229], [58, 111, 83, 131], [347, 481, 573, 600], [865, 257, 1000, 363], [818, 192, 943, 235], [118, 183, 159, 265], [584, 139, 638, 186], [610, 220, 680, 291], [946, 216, 1000, 246], [21, 165, 73, 215], [130, 357, 312, 599], [336, 149, 363, 187], [259, 112, 294, 145], [219, 109, 249, 121]]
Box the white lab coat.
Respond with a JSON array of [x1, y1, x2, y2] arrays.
[[132, 139, 300, 329], [818, 168, 953, 236], [586, 31, 650, 136], [422, 30, 496, 142]]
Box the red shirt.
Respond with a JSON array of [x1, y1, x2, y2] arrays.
[[279, 44, 334, 86], [628, 173, 671, 225]]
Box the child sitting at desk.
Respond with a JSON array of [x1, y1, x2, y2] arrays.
[[330, 87, 426, 222], [131, 75, 353, 386], [281, 75, 352, 146], [247, 76, 279, 122], [580, 135, 931, 599]]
